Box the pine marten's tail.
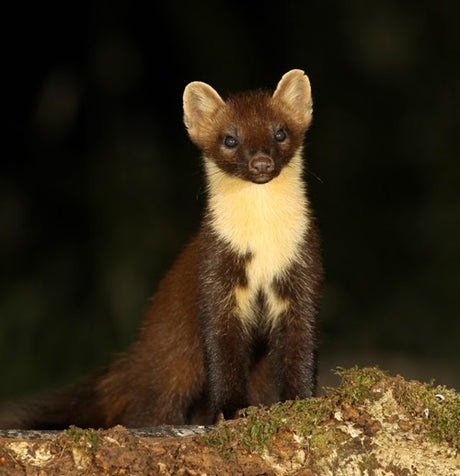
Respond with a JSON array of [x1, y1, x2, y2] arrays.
[[0, 371, 107, 430]]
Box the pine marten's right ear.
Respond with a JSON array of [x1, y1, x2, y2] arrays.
[[183, 81, 225, 146]]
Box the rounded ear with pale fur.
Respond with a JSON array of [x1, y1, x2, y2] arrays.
[[272, 69, 313, 129], [183, 81, 225, 146]]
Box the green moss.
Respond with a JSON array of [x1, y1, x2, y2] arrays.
[[333, 366, 387, 405], [334, 367, 459, 449], [240, 406, 281, 451], [202, 366, 459, 459], [63, 425, 101, 453], [392, 377, 459, 449], [203, 387, 340, 454], [202, 405, 289, 454], [201, 425, 235, 457], [202, 367, 380, 454]]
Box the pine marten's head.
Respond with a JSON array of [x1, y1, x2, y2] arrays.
[[183, 70, 313, 184]]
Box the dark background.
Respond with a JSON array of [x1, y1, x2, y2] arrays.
[[1, 1, 459, 402]]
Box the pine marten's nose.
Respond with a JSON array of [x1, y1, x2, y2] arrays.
[[248, 156, 275, 175]]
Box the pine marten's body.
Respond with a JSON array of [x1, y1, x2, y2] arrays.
[[0, 70, 323, 429]]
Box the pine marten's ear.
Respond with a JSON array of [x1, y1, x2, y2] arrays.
[[183, 81, 225, 146], [272, 69, 313, 129]]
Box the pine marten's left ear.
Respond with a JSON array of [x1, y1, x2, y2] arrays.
[[272, 70, 313, 129], [183, 81, 225, 146]]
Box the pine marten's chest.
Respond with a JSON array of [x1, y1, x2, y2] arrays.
[[206, 153, 309, 329]]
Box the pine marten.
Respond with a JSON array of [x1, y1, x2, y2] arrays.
[[0, 69, 323, 429]]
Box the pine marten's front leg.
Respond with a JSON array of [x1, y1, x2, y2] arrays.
[[202, 310, 251, 421]]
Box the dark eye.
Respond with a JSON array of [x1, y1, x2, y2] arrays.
[[274, 129, 287, 142], [224, 135, 238, 148]]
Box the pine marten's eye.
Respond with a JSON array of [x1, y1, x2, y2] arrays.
[[223, 135, 238, 148], [274, 129, 287, 142]]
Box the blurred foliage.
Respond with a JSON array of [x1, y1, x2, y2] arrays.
[[1, 0, 459, 399]]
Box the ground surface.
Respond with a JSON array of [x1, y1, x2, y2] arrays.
[[0, 367, 458, 475]]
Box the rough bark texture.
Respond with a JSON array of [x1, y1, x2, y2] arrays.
[[0, 367, 458, 475]]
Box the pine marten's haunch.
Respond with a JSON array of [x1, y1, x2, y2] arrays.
[[0, 70, 323, 429]]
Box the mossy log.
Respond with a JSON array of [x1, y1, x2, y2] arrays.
[[0, 367, 458, 475]]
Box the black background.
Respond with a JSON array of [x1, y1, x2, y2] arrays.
[[1, 1, 459, 401]]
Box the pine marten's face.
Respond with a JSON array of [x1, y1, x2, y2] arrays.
[[202, 92, 306, 184], [183, 69, 313, 184]]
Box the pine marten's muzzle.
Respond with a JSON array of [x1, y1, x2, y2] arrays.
[[248, 154, 276, 184]]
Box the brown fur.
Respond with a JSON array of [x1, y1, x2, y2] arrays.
[[0, 70, 323, 429]]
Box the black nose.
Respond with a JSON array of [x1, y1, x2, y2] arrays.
[[248, 156, 275, 175]]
